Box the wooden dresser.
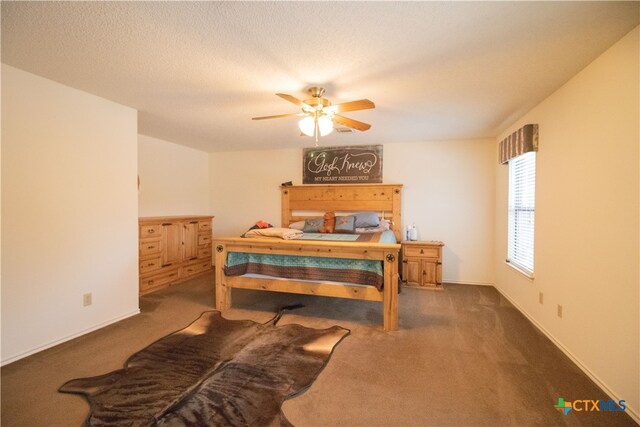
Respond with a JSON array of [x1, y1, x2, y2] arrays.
[[138, 215, 214, 295], [401, 240, 444, 289]]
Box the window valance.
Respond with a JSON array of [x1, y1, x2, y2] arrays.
[[499, 124, 538, 164]]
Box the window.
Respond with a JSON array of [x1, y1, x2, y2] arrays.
[[507, 151, 536, 276]]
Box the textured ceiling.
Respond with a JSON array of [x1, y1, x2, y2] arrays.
[[2, 2, 638, 152]]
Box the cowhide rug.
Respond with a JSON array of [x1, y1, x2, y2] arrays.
[[59, 310, 349, 426]]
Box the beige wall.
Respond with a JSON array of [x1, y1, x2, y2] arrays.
[[210, 139, 495, 284], [494, 27, 639, 416], [210, 147, 301, 235], [138, 134, 210, 217], [1, 65, 140, 364]]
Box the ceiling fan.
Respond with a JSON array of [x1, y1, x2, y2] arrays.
[[252, 87, 375, 145]]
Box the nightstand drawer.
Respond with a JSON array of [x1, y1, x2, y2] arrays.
[[404, 246, 440, 258]]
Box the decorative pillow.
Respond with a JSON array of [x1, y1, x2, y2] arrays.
[[289, 220, 305, 231], [355, 219, 391, 234], [334, 215, 356, 234], [354, 211, 380, 228], [302, 217, 324, 232], [319, 211, 336, 233]]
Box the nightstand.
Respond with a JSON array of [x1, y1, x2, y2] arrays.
[[401, 240, 444, 289]]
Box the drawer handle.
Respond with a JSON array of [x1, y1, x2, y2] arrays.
[[147, 246, 155, 249], [190, 257, 197, 260], [420, 249, 424, 254], [148, 229, 155, 234], [149, 263, 155, 266], [149, 280, 154, 285], [422, 271, 426, 275]]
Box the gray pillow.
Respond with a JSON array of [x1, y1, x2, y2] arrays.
[[354, 211, 379, 228], [302, 217, 324, 232], [334, 215, 356, 234]]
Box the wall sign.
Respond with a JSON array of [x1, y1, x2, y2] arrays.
[[303, 145, 383, 184]]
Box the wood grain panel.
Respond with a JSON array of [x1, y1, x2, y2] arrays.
[[226, 276, 384, 302], [281, 184, 403, 241]]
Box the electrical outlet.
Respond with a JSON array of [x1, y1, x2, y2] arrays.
[[539, 292, 544, 304], [557, 304, 563, 318], [83, 293, 92, 307]]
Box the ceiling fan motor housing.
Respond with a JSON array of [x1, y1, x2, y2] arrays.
[[304, 87, 331, 111]]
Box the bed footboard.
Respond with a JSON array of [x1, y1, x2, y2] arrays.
[[214, 237, 400, 331]]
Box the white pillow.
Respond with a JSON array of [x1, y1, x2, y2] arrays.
[[289, 220, 305, 230]]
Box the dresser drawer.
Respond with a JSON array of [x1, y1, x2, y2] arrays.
[[139, 238, 162, 257], [198, 234, 212, 246], [139, 224, 161, 238], [140, 268, 179, 294], [139, 256, 161, 274], [198, 246, 212, 259], [404, 246, 440, 259], [183, 260, 211, 277], [198, 221, 212, 232]]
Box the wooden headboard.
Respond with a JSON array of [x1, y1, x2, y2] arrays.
[[281, 184, 403, 241]]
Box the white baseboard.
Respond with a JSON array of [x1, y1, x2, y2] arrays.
[[1, 309, 141, 366], [494, 286, 639, 424], [443, 279, 493, 286]]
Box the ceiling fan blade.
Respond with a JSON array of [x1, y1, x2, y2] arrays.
[[326, 99, 375, 114], [252, 112, 303, 120], [333, 114, 371, 131], [276, 93, 305, 106]]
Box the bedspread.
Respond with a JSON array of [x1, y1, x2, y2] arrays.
[[224, 252, 384, 290], [223, 231, 397, 291]]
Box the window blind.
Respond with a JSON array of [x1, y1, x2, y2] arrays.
[[507, 151, 536, 275]]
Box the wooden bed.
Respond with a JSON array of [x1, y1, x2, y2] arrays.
[[214, 184, 402, 331]]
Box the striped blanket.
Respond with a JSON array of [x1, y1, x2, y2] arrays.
[[224, 231, 396, 290]]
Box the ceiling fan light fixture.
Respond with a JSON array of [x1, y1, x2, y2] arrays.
[[298, 116, 315, 136], [298, 115, 334, 137], [317, 115, 334, 136]]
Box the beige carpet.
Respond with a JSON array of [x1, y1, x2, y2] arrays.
[[1, 272, 635, 426]]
